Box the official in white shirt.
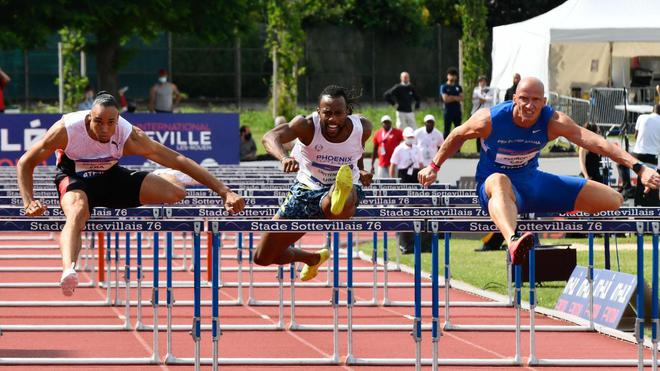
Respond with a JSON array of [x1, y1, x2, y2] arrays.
[[633, 104, 660, 205], [390, 127, 424, 183], [414, 114, 445, 166]]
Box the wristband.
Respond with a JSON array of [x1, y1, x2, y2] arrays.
[[632, 162, 644, 174], [281, 156, 291, 163], [429, 162, 440, 173]]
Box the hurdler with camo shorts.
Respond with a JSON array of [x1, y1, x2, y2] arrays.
[[17, 91, 245, 296], [255, 85, 373, 281]]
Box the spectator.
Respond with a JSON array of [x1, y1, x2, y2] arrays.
[[148, 69, 181, 113], [440, 67, 463, 140], [632, 104, 660, 206], [274, 116, 295, 154], [240, 125, 257, 161], [389, 127, 423, 182], [471, 75, 494, 114], [414, 114, 444, 166], [118, 86, 129, 112], [578, 122, 604, 183], [0, 67, 9, 113], [391, 127, 430, 254], [383, 71, 421, 130], [504, 73, 521, 101], [78, 85, 95, 111], [370, 115, 403, 178]]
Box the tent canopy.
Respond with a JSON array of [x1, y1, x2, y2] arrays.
[[491, 0, 660, 96]]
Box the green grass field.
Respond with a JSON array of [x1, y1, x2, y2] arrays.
[[358, 234, 649, 310]]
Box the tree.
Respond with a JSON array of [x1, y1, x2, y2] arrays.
[[456, 0, 488, 116], [487, 0, 566, 27]]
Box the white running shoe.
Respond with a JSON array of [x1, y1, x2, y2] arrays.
[[60, 267, 78, 297]]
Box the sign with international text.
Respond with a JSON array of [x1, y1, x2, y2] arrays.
[[555, 266, 639, 330], [0, 112, 239, 167]]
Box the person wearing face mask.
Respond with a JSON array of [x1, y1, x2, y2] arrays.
[[383, 71, 421, 131], [148, 69, 181, 113], [240, 125, 257, 161], [440, 67, 464, 140], [418, 77, 660, 265], [370, 115, 403, 178], [78, 85, 95, 111], [414, 114, 444, 166], [389, 127, 423, 183]]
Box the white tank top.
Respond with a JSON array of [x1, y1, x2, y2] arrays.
[[56, 110, 133, 178], [295, 112, 364, 189]]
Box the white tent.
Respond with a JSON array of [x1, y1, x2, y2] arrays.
[[491, 0, 660, 97]]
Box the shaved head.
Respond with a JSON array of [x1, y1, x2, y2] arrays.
[[512, 77, 547, 127], [515, 77, 544, 96]]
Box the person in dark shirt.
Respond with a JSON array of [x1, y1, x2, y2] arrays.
[[504, 73, 521, 101], [383, 71, 421, 131], [578, 122, 603, 183], [440, 67, 463, 140], [240, 125, 257, 161]]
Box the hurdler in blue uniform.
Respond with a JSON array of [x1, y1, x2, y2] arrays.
[[418, 77, 660, 265]]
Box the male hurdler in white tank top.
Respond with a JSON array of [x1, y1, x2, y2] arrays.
[[17, 92, 245, 296], [255, 85, 373, 282]]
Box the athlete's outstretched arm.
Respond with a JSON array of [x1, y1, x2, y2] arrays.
[[548, 111, 660, 190], [418, 108, 491, 186], [17, 121, 68, 215], [262, 115, 312, 172], [123, 127, 245, 212]]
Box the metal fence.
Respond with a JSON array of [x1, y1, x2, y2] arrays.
[[589, 87, 627, 133], [0, 25, 460, 107]]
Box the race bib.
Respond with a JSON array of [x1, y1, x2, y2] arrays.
[[379, 145, 386, 156], [494, 150, 538, 168], [75, 159, 118, 178]]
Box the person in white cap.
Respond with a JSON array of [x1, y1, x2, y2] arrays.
[[370, 114, 403, 178], [389, 127, 424, 182], [414, 114, 444, 166]]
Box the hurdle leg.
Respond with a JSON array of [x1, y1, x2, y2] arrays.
[[528, 242, 537, 365], [588, 232, 595, 331], [248, 232, 255, 304], [289, 259, 297, 329], [211, 225, 220, 371], [277, 264, 284, 329], [98, 232, 105, 285], [236, 232, 244, 305], [151, 231, 161, 364], [370, 232, 378, 305], [413, 223, 422, 371], [326, 233, 332, 287], [395, 232, 402, 270], [83, 232, 91, 272], [443, 232, 451, 329], [506, 251, 513, 305], [181, 231, 188, 270], [635, 222, 645, 371], [430, 223, 440, 371], [332, 231, 340, 363], [192, 223, 202, 371], [136, 233, 144, 329], [514, 264, 522, 364], [123, 232, 132, 330], [382, 232, 391, 305], [652, 222, 659, 371], [346, 232, 355, 361], [165, 232, 175, 362], [113, 232, 120, 305], [105, 233, 111, 304]]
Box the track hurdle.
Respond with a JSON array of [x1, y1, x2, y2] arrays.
[[0, 219, 195, 365]]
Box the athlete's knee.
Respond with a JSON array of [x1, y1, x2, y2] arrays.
[[485, 173, 514, 197], [163, 185, 186, 204]]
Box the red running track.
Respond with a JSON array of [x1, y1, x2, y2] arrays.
[[0, 231, 650, 370]]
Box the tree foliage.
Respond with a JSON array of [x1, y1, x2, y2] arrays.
[[456, 0, 488, 116], [56, 28, 89, 111]]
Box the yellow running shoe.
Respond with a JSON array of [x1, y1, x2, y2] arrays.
[[330, 165, 353, 215], [300, 249, 330, 281]]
